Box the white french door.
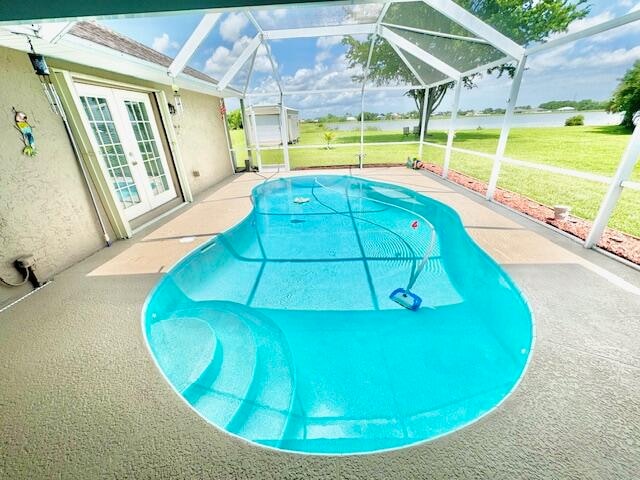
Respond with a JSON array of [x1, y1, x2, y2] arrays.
[[75, 83, 177, 220]]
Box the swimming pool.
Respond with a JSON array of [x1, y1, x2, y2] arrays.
[[143, 175, 533, 455]]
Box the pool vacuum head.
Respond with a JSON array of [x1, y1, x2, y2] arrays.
[[389, 288, 422, 311]]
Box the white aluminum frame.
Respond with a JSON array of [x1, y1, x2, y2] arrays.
[[168, 13, 221, 78], [217, 34, 262, 91], [11, 0, 640, 256], [380, 25, 460, 79], [585, 122, 640, 248], [421, 0, 524, 59], [279, 93, 291, 170], [442, 77, 461, 178], [381, 22, 489, 44], [263, 24, 376, 39], [486, 54, 527, 200], [526, 9, 640, 56]]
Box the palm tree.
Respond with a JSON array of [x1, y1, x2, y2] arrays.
[[323, 130, 336, 149]]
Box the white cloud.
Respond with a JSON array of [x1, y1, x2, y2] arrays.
[[315, 50, 331, 63], [254, 44, 275, 73], [280, 57, 363, 93], [219, 12, 249, 42], [345, 3, 384, 23], [566, 45, 640, 68], [205, 36, 250, 76], [527, 42, 574, 71], [528, 6, 640, 73], [204, 36, 275, 80], [566, 11, 614, 36], [316, 36, 342, 49], [314, 36, 344, 65], [547, 8, 640, 45], [151, 33, 179, 54], [254, 8, 287, 28]]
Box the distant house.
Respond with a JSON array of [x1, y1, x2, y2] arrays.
[[346, 116, 357, 121], [557, 106, 576, 111], [376, 114, 385, 120]]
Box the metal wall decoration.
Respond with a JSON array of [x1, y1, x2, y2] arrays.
[[14, 109, 37, 156]]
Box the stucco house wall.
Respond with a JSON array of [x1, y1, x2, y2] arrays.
[[171, 87, 233, 195], [0, 45, 234, 306], [0, 46, 106, 304]]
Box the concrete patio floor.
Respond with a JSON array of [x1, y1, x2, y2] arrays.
[[1, 167, 639, 479]]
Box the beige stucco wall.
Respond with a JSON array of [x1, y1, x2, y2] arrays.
[[0, 46, 106, 305], [170, 88, 233, 195], [0, 46, 234, 306]]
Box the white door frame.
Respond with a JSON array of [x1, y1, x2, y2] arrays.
[[74, 82, 179, 221]]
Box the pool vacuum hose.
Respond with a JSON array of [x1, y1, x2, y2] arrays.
[[313, 178, 436, 311]]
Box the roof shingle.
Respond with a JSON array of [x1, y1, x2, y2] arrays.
[[69, 21, 219, 85]]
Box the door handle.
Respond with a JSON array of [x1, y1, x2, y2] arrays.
[[128, 152, 138, 165], [132, 161, 138, 165]]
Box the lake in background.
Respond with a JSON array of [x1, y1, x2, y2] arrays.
[[325, 111, 623, 132]]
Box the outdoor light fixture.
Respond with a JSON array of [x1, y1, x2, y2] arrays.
[[172, 83, 184, 115]]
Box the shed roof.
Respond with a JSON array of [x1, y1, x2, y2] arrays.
[[252, 105, 299, 115]]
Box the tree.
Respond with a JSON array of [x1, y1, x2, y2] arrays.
[[608, 60, 640, 130], [539, 99, 608, 111], [343, 0, 588, 134], [227, 109, 243, 130]]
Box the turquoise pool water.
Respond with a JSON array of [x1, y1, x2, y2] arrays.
[[143, 175, 533, 454]]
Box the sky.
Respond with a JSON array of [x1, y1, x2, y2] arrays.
[[102, 0, 640, 118]]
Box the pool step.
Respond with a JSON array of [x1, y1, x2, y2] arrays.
[[148, 317, 218, 393], [214, 303, 296, 445], [177, 305, 258, 427], [173, 301, 297, 444]]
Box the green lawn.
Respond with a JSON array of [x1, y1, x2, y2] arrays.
[[229, 123, 639, 237]]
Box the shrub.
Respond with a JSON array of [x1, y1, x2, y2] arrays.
[[564, 114, 584, 126], [226, 109, 242, 130]]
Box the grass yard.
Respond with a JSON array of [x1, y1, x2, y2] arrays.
[[229, 123, 640, 237]]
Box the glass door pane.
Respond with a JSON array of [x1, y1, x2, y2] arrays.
[[79, 95, 142, 210], [124, 100, 171, 196]]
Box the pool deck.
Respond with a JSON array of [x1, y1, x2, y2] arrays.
[[2, 167, 639, 479]]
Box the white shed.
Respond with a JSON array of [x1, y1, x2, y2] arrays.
[[247, 105, 300, 146]]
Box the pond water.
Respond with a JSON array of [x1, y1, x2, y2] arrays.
[[325, 111, 623, 132]]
